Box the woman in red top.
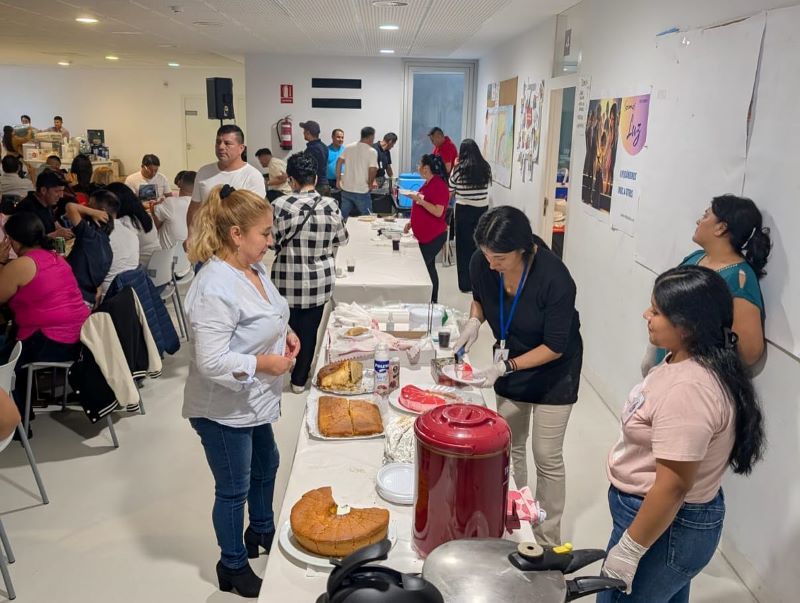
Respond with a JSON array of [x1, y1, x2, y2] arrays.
[[406, 154, 450, 303]]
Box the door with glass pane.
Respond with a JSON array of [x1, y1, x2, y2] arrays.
[[402, 62, 476, 172]]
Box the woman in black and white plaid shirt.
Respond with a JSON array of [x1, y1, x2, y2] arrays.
[[271, 152, 348, 393]]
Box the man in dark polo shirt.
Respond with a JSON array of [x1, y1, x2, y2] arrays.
[[428, 126, 458, 175], [14, 169, 73, 239], [373, 132, 397, 186], [300, 120, 330, 196]]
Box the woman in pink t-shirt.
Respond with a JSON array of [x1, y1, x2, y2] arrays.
[[0, 212, 89, 437], [405, 154, 450, 303], [598, 265, 765, 602]]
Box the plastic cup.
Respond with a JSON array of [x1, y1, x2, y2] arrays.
[[438, 330, 451, 348], [347, 257, 356, 273]]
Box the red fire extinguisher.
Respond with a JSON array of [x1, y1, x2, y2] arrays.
[[276, 116, 292, 150]]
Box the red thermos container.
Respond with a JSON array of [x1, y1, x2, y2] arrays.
[[412, 404, 511, 558]]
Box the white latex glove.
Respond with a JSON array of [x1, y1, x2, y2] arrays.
[[601, 530, 649, 594], [453, 317, 481, 355], [477, 361, 507, 388]]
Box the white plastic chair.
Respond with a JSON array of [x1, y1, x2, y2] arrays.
[[147, 244, 189, 341], [0, 341, 48, 504]]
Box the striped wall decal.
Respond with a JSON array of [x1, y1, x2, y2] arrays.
[[311, 98, 362, 109], [312, 78, 362, 89]]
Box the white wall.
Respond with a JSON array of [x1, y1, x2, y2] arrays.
[[477, 1, 800, 601], [0, 64, 245, 182], [474, 21, 556, 225], [244, 54, 403, 171]]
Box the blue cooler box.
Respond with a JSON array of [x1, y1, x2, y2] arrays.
[[397, 172, 424, 209]]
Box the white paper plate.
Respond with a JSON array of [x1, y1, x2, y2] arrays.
[[279, 519, 397, 569], [376, 463, 415, 505], [339, 327, 374, 341], [306, 395, 387, 440], [441, 364, 485, 386], [315, 368, 375, 396], [398, 189, 422, 198]]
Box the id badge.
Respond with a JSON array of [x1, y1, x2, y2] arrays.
[[493, 345, 510, 364]]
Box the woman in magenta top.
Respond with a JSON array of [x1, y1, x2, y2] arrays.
[[0, 212, 89, 436], [406, 154, 450, 303]]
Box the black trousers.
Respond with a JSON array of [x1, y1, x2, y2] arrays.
[[419, 233, 447, 304], [288, 304, 326, 387], [454, 204, 488, 292]]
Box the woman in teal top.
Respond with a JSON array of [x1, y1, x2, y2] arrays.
[[651, 194, 771, 368]]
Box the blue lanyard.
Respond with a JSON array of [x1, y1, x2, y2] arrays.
[[499, 261, 530, 349]]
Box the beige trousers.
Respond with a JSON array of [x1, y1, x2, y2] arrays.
[[497, 396, 573, 547]]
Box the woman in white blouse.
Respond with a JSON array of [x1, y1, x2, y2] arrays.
[[184, 184, 299, 598]]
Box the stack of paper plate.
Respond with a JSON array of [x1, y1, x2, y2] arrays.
[[376, 463, 415, 505]]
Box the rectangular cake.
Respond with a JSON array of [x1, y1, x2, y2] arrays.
[[317, 396, 383, 437]]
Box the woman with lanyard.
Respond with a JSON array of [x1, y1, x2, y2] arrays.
[[270, 152, 348, 393], [643, 194, 770, 373], [600, 266, 765, 602], [183, 184, 299, 597], [453, 206, 583, 546]]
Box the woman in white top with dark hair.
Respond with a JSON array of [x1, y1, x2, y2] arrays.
[[183, 184, 299, 598], [449, 138, 492, 292]]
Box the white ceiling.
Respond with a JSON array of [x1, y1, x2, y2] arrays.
[[0, 0, 575, 68]]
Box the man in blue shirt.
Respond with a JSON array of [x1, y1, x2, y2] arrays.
[[300, 120, 330, 196], [327, 128, 345, 188]]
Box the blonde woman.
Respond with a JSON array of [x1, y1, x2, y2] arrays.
[[90, 166, 115, 188], [183, 184, 299, 598]]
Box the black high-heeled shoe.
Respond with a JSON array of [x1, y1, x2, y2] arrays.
[[216, 561, 262, 598], [244, 526, 275, 558]]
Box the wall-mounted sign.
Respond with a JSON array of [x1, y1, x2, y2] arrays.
[[280, 84, 293, 104]]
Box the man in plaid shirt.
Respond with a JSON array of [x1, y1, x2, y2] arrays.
[[271, 152, 348, 392]]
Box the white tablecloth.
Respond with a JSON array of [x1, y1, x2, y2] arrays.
[[333, 219, 432, 306], [259, 358, 532, 602]]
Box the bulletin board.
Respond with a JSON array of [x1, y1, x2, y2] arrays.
[[634, 14, 765, 273], [483, 76, 518, 188], [741, 5, 800, 357]]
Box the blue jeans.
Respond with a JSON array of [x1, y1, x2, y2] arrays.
[[597, 486, 725, 603], [190, 418, 280, 569], [340, 190, 372, 219]]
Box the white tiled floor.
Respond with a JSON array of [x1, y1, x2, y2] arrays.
[[0, 259, 756, 601]]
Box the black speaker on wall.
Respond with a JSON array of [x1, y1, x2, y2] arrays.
[[206, 77, 234, 120]]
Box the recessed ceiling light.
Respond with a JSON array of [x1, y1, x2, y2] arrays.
[[379, 24, 399, 30], [372, 1, 408, 6], [75, 17, 98, 24], [58, 61, 71, 66], [168, 62, 180, 68], [105, 55, 119, 61], [380, 49, 395, 54]]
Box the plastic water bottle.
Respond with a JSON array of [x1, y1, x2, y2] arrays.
[[374, 342, 390, 395], [386, 312, 395, 332]]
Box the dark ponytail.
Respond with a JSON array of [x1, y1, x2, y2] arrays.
[[4, 212, 56, 251], [420, 154, 448, 181], [711, 194, 771, 278], [653, 265, 765, 475], [106, 182, 154, 232]]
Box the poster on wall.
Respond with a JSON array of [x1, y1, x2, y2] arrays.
[[609, 93, 651, 236], [516, 79, 545, 183], [581, 96, 621, 214], [573, 76, 592, 134], [483, 77, 518, 189]]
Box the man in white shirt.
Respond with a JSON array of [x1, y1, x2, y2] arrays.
[[0, 156, 33, 198], [186, 125, 266, 245], [335, 126, 378, 220], [151, 170, 194, 250], [255, 147, 292, 203], [125, 154, 171, 202]]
